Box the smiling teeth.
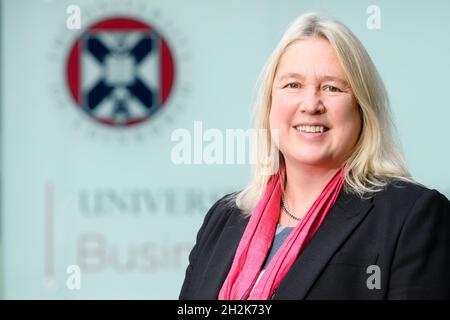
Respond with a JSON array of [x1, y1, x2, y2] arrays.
[[296, 125, 326, 133]]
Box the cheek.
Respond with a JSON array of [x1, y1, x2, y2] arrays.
[[332, 101, 361, 143], [269, 92, 296, 128]]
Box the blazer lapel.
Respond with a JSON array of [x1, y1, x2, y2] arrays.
[[273, 191, 374, 300], [196, 208, 250, 299]]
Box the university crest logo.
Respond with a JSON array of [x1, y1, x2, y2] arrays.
[[66, 17, 175, 127]]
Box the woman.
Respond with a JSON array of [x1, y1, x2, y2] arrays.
[[179, 13, 450, 300]]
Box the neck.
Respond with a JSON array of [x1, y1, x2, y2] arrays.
[[282, 159, 342, 208]]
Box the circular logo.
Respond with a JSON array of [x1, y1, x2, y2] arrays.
[[66, 17, 175, 127]]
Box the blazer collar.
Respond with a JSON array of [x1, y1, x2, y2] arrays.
[[196, 189, 373, 300], [273, 190, 373, 299]]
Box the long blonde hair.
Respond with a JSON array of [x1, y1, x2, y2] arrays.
[[235, 12, 416, 214]]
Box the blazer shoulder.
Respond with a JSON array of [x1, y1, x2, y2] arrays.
[[199, 191, 245, 234], [210, 191, 244, 216], [383, 181, 450, 299], [372, 178, 450, 219], [377, 179, 448, 202]]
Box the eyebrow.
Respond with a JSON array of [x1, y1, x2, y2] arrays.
[[277, 73, 349, 86]]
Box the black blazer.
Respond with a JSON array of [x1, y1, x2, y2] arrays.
[[179, 181, 450, 300]]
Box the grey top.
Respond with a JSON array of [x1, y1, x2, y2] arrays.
[[261, 224, 295, 270]]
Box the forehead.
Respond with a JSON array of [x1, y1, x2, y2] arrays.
[[276, 38, 346, 79]]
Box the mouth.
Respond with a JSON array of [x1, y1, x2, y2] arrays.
[[294, 125, 330, 133]]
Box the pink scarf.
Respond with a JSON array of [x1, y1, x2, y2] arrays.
[[218, 168, 344, 300]]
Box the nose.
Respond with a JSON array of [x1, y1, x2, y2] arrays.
[[299, 86, 325, 114]]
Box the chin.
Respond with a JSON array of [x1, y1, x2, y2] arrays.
[[288, 153, 328, 167]]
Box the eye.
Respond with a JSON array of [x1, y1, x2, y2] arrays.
[[284, 82, 301, 89], [323, 85, 342, 93]]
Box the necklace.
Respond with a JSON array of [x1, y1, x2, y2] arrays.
[[280, 195, 302, 221]]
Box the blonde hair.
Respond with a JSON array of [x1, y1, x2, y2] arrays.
[[235, 12, 416, 214]]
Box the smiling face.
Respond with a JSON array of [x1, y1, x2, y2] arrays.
[[269, 37, 362, 169]]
